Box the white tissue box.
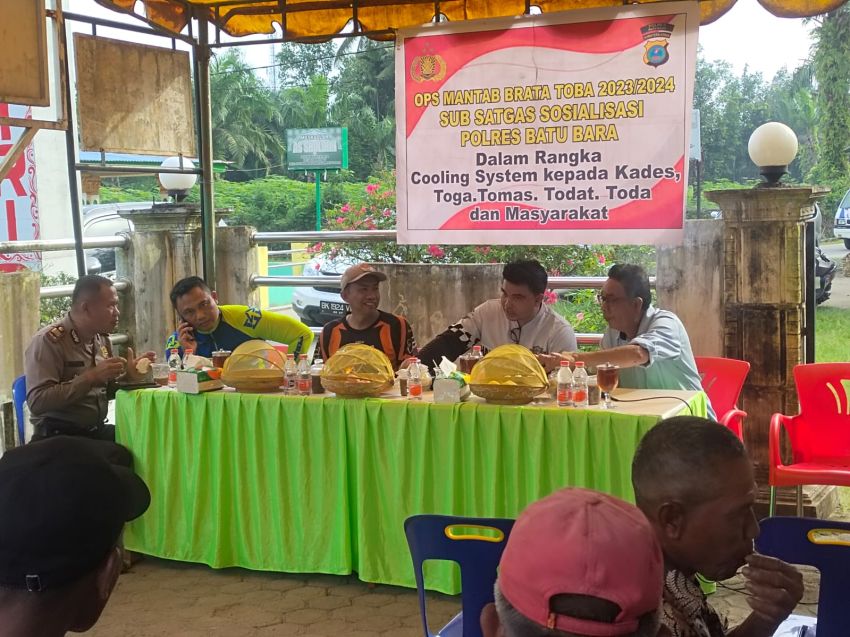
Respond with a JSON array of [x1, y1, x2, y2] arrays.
[[433, 378, 470, 403]]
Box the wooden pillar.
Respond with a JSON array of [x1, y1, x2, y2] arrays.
[[0, 270, 41, 397], [215, 226, 259, 307], [656, 219, 724, 357], [707, 187, 834, 516]]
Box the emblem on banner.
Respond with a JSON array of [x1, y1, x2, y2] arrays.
[[410, 54, 447, 82], [640, 22, 674, 67]]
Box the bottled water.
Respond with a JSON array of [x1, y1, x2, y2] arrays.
[[167, 348, 181, 388], [297, 354, 311, 396], [556, 361, 573, 407], [408, 358, 423, 400], [572, 361, 589, 408], [284, 354, 297, 395]]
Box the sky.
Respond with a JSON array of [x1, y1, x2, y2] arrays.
[[69, 0, 815, 81]]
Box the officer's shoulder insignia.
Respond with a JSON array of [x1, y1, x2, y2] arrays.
[[46, 325, 66, 343], [70, 329, 81, 344]]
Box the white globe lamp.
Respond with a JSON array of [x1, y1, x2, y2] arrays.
[[158, 156, 198, 200], [747, 123, 798, 186]]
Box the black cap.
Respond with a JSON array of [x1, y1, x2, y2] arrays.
[[0, 436, 150, 591]]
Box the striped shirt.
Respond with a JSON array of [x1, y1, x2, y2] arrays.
[[320, 311, 416, 370]]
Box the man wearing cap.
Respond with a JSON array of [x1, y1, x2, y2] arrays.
[[481, 487, 663, 637], [320, 263, 416, 370], [0, 436, 150, 636], [632, 416, 804, 637]]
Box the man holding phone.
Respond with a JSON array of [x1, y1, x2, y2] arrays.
[[164, 276, 314, 359]]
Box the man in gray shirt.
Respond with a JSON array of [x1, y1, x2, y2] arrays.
[[416, 260, 577, 372], [24, 275, 153, 463]]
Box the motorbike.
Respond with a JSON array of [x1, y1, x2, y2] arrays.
[[815, 245, 837, 305]]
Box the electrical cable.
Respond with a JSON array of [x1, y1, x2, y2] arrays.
[[610, 395, 693, 415]]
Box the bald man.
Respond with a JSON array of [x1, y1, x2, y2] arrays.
[[632, 417, 803, 637]]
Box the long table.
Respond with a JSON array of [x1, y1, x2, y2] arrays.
[[115, 387, 706, 593]]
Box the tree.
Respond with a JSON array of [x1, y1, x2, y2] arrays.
[[210, 50, 285, 175], [811, 7, 850, 182], [275, 41, 336, 87]]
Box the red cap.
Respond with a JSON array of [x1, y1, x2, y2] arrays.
[[498, 488, 663, 636]]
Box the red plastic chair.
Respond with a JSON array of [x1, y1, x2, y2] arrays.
[[695, 357, 750, 439], [770, 363, 850, 516]]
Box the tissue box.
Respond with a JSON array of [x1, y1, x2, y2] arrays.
[[175, 369, 223, 394], [433, 377, 471, 403]]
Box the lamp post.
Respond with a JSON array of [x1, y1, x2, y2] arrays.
[[747, 122, 799, 186], [158, 156, 198, 202]]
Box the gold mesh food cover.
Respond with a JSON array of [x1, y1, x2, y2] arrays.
[[321, 343, 394, 384], [470, 344, 548, 388], [221, 340, 285, 389]]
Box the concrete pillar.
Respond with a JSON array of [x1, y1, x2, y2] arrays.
[[708, 186, 833, 516], [0, 269, 41, 397], [656, 220, 725, 357], [373, 263, 504, 344], [215, 226, 259, 307]]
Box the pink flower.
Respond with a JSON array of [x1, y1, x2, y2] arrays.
[[597, 254, 606, 265], [543, 289, 558, 305], [474, 246, 491, 255], [336, 216, 345, 224], [313, 262, 321, 271], [382, 208, 392, 217], [341, 204, 350, 213], [575, 311, 585, 324], [381, 190, 393, 198], [365, 184, 379, 194], [566, 258, 575, 267], [427, 245, 445, 259]]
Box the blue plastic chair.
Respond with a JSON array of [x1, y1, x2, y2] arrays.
[[756, 516, 850, 637], [11, 375, 26, 446], [404, 515, 514, 637]]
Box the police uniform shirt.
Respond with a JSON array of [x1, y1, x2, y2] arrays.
[[24, 313, 113, 430]]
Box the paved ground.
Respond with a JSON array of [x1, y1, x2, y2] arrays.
[[821, 241, 850, 310]]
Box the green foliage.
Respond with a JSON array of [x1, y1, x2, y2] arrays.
[[39, 271, 76, 326], [811, 8, 850, 183], [816, 307, 850, 362]]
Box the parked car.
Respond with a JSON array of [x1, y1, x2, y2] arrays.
[[291, 256, 356, 326], [82, 202, 144, 274], [834, 188, 850, 249]]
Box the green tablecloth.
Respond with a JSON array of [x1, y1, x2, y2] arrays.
[[115, 390, 706, 593]]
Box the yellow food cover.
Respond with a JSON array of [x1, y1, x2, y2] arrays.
[[222, 340, 285, 377], [321, 343, 394, 384], [470, 344, 547, 388]]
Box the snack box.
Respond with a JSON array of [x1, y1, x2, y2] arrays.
[[175, 368, 223, 394]]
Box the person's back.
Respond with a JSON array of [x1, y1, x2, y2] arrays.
[[482, 488, 663, 637], [0, 437, 150, 636]]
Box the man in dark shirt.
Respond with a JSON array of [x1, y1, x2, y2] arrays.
[[632, 417, 804, 637], [320, 263, 416, 370]]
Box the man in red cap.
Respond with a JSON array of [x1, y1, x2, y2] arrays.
[[481, 487, 664, 637]]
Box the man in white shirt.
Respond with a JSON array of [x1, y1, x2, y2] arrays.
[[549, 264, 712, 416], [416, 259, 577, 372]]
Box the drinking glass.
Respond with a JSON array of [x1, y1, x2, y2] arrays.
[[596, 364, 619, 409]]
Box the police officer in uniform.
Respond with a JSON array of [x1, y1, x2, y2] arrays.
[[24, 275, 154, 465]]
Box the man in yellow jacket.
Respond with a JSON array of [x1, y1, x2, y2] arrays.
[[164, 276, 313, 358]]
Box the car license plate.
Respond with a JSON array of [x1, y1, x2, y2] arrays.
[[320, 300, 349, 316], [838, 219, 846, 226]]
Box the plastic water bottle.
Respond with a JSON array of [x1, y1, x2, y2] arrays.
[[297, 354, 311, 396], [284, 354, 297, 395], [556, 361, 573, 407], [408, 358, 423, 400], [572, 361, 589, 408], [182, 348, 194, 370], [167, 348, 181, 388]]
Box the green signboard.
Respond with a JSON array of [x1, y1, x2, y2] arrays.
[[286, 128, 349, 170]]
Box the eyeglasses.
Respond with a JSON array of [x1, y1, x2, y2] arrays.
[[596, 293, 627, 305], [509, 326, 521, 344]]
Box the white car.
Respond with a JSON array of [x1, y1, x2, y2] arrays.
[[834, 188, 850, 249], [291, 256, 357, 326]]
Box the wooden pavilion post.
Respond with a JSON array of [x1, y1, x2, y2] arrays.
[[707, 186, 836, 516]]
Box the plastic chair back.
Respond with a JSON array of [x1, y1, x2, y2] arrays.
[[790, 363, 850, 464], [756, 516, 850, 637], [11, 375, 26, 446], [404, 515, 514, 637], [695, 356, 750, 436]]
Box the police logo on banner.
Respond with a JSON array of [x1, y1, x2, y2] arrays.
[[640, 22, 674, 67]]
